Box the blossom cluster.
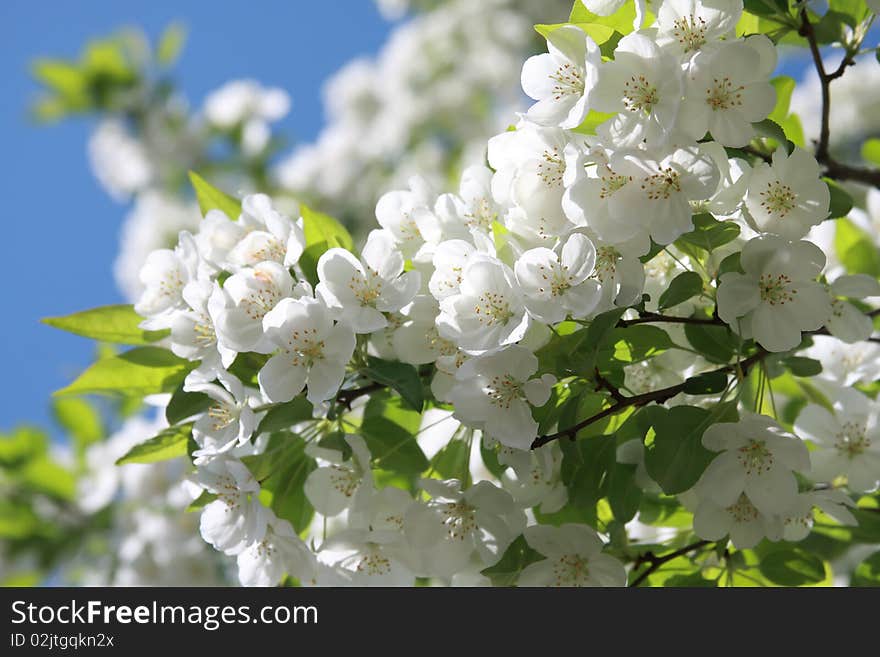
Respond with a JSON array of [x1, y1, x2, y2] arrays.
[[122, 0, 880, 587]]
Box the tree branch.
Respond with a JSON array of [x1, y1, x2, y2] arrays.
[[617, 312, 720, 328], [798, 9, 880, 188], [530, 350, 767, 449], [629, 540, 712, 587], [335, 381, 386, 409]]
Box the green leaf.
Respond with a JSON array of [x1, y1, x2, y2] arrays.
[[607, 325, 674, 363], [0, 427, 48, 468], [676, 213, 741, 253], [716, 252, 743, 279], [743, 0, 790, 18], [480, 535, 543, 587], [157, 22, 186, 66], [658, 271, 704, 310], [835, 218, 880, 277], [363, 357, 424, 412], [430, 438, 471, 485], [361, 395, 428, 475], [644, 406, 718, 494], [187, 490, 217, 512], [560, 435, 616, 507], [569, 0, 638, 34], [116, 423, 192, 465], [828, 0, 870, 27], [246, 434, 316, 533], [607, 462, 642, 523], [862, 138, 880, 167], [753, 119, 793, 152], [825, 178, 853, 219], [684, 321, 739, 364], [256, 396, 314, 434], [758, 547, 827, 586], [42, 304, 168, 345], [851, 550, 880, 586], [55, 347, 195, 397], [682, 370, 729, 395], [21, 457, 76, 500], [571, 109, 616, 136], [768, 76, 795, 125], [782, 356, 823, 377], [166, 385, 212, 425], [52, 397, 102, 449], [534, 22, 616, 44], [188, 171, 241, 219], [298, 204, 354, 286]]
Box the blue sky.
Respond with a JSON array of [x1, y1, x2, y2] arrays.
[[0, 1, 391, 438]]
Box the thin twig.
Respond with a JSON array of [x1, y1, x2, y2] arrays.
[[629, 540, 712, 587], [798, 9, 880, 188]]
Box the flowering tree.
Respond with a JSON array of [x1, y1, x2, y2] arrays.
[[7, 0, 880, 587]]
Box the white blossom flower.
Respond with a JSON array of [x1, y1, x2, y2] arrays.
[[304, 434, 373, 517], [498, 443, 568, 513], [226, 194, 305, 270], [795, 385, 880, 492], [743, 148, 830, 239], [88, 119, 153, 200], [656, 0, 743, 57], [203, 79, 290, 156], [804, 335, 880, 386], [590, 31, 684, 147], [375, 176, 435, 258], [196, 456, 268, 556], [188, 375, 260, 458], [696, 413, 811, 517], [134, 231, 199, 323], [824, 274, 880, 343], [436, 253, 531, 351], [210, 261, 295, 353], [237, 512, 317, 587], [717, 235, 831, 352], [518, 523, 626, 587], [316, 229, 421, 333], [781, 489, 856, 542], [521, 25, 601, 129], [258, 297, 356, 405], [582, 0, 647, 29], [487, 122, 572, 232], [574, 144, 719, 248], [432, 165, 501, 239], [693, 492, 783, 548], [448, 345, 555, 450], [514, 232, 602, 323], [679, 36, 777, 146], [404, 479, 526, 577]]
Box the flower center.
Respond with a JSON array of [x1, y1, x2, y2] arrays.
[[737, 439, 774, 475], [441, 501, 477, 540], [243, 271, 283, 320], [287, 326, 326, 366], [726, 493, 760, 523], [538, 147, 565, 188], [533, 262, 572, 297], [464, 197, 496, 231], [672, 14, 708, 52], [623, 74, 659, 114], [758, 273, 795, 305], [550, 62, 585, 99], [834, 420, 870, 458], [486, 374, 523, 409], [350, 269, 384, 306], [599, 171, 631, 199], [592, 246, 619, 282], [193, 315, 217, 347], [705, 76, 744, 111], [759, 181, 797, 218], [329, 465, 359, 498], [207, 403, 236, 431], [356, 546, 392, 576], [553, 554, 591, 586], [642, 166, 682, 201], [474, 291, 514, 325]]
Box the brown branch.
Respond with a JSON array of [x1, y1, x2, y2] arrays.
[[629, 540, 712, 587], [335, 381, 386, 409], [798, 9, 880, 189], [617, 312, 720, 328], [594, 368, 625, 403], [531, 350, 767, 449]]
